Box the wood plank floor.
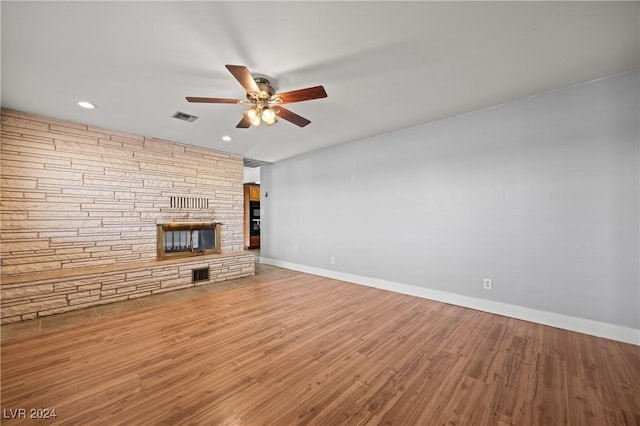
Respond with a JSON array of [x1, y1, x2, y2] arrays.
[[2, 264, 639, 425]]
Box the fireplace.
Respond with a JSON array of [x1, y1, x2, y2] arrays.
[[157, 222, 221, 260]]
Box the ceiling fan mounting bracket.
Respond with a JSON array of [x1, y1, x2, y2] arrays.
[[247, 77, 276, 101]]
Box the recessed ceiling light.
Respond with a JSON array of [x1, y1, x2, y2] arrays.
[[221, 135, 232, 142], [77, 101, 96, 109]]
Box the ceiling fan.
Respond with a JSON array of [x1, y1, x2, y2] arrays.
[[186, 65, 327, 128]]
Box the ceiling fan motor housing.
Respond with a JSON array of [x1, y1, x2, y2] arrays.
[[253, 77, 275, 99]]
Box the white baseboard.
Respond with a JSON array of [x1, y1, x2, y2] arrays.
[[259, 257, 640, 346]]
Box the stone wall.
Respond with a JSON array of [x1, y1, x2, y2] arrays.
[[1, 109, 253, 323]]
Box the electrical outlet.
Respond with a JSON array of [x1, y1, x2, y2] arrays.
[[330, 256, 335, 265], [483, 278, 493, 290]]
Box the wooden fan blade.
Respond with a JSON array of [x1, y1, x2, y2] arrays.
[[273, 86, 327, 104], [186, 97, 242, 104], [225, 65, 260, 94], [236, 116, 252, 128], [275, 107, 311, 127]]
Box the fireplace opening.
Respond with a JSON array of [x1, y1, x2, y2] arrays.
[[157, 222, 221, 260]]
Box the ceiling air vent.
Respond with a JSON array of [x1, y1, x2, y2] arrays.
[[243, 157, 273, 168], [172, 111, 199, 122]]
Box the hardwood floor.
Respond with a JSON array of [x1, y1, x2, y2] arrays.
[[2, 264, 639, 425]]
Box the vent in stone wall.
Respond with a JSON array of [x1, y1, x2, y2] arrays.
[[170, 196, 209, 209], [192, 267, 210, 283]]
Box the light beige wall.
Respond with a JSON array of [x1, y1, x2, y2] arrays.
[[0, 109, 253, 323]]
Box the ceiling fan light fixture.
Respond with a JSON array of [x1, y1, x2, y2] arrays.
[[262, 107, 277, 125], [244, 106, 262, 126], [244, 106, 258, 120]]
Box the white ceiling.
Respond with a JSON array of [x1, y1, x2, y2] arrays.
[[2, 2, 638, 163]]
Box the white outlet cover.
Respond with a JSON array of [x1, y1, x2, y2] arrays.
[[483, 278, 493, 289]]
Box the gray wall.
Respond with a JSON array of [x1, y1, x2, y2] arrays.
[[261, 72, 639, 329]]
